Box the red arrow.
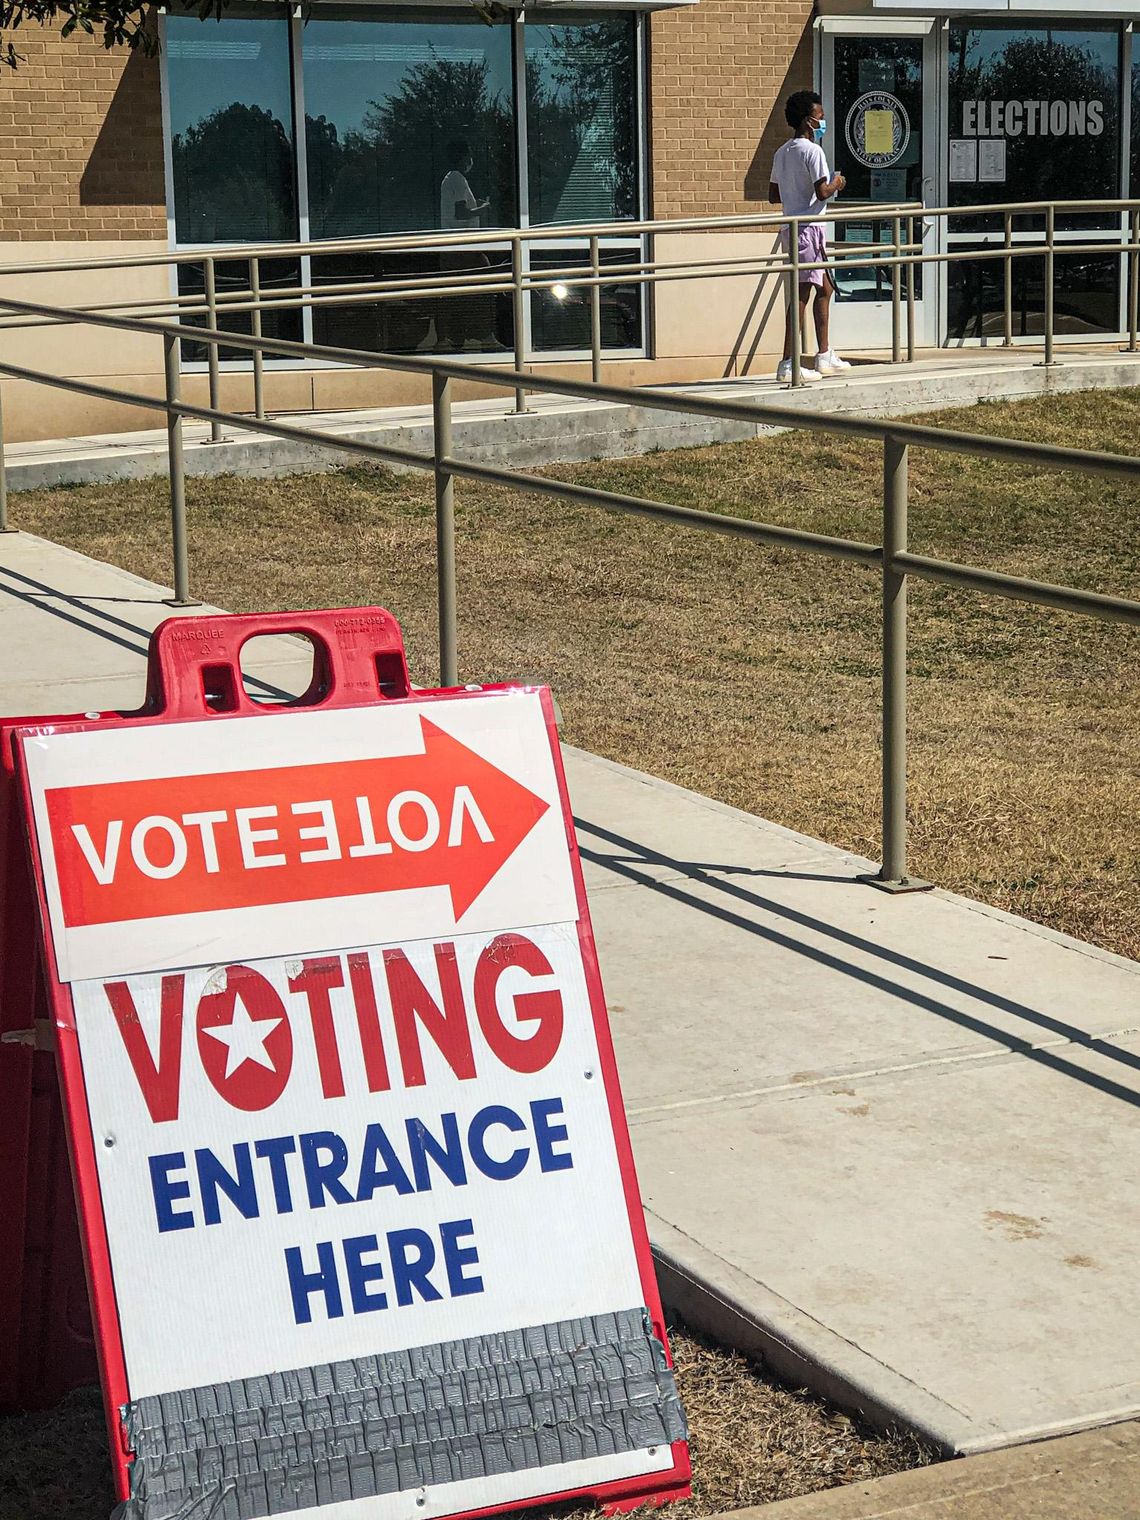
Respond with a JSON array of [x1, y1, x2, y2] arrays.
[[45, 714, 550, 928]]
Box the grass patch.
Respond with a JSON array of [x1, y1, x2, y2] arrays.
[[11, 388, 1138, 959], [0, 1321, 934, 1520], [11, 392, 1140, 960]]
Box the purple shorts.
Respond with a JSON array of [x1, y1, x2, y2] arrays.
[[781, 222, 830, 288]]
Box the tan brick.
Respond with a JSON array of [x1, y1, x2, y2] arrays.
[[649, 0, 813, 216], [0, 22, 163, 239]]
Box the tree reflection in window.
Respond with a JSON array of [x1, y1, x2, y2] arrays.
[[948, 24, 1120, 211], [303, 16, 515, 239], [526, 17, 638, 225], [167, 15, 297, 243]]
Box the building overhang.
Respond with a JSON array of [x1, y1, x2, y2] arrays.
[[288, 0, 700, 11], [867, 0, 1136, 12]]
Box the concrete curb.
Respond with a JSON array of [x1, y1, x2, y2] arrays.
[[8, 353, 1140, 492], [722, 1419, 1140, 1516]]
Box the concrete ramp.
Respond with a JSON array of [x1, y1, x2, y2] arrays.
[[3, 530, 1138, 1456]]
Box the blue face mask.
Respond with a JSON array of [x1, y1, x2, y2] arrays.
[[813, 119, 828, 143]]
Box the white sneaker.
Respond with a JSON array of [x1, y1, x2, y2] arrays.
[[815, 349, 852, 376], [776, 359, 822, 384]]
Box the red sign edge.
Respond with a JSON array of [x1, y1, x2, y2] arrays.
[[13, 685, 692, 1516]]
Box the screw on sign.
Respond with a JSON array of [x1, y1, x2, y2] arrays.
[[13, 610, 690, 1520]]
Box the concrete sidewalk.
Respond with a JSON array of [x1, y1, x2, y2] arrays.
[[3, 348, 1140, 492], [750, 1420, 1140, 1518], [2, 530, 1139, 1463]]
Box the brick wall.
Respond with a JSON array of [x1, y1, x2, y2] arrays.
[[649, 0, 815, 219], [0, 25, 165, 239]]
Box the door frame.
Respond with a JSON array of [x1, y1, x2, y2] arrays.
[[815, 16, 942, 349]]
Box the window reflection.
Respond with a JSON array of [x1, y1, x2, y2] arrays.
[[947, 23, 1120, 220], [526, 15, 638, 225], [310, 251, 513, 355], [530, 249, 641, 351], [167, 13, 297, 243], [947, 245, 1119, 339], [302, 9, 515, 239], [176, 260, 303, 362]]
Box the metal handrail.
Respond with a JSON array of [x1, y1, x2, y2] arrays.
[[0, 196, 1138, 423], [0, 284, 1135, 897]]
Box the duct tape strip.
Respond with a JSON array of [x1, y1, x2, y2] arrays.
[[116, 1307, 687, 1520]]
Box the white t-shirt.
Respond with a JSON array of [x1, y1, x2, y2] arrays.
[[771, 137, 830, 221], [440, 168, 478, 230]]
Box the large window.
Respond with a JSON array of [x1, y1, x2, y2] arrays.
[[166, 12, 297, 243], [525, 16, 639, 225], [303, 9, 515, 240], [164, 6, 645, 358], [947, 22, 1121, 219], [946, 22, 1122, 338]]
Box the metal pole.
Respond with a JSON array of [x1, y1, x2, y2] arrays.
[[203, 257, 223, 442], [891, 215, 902, 364], [1129, 209, 1139, 353], [905, 214, 915, 364], [250, 257, 266, 421], [0, 385, 9, 533], [589, 235, 602, 385], [432, 370, 458, 688], [1043, 204, 1056, 366], [163, 331, 192, 606], [1003, 211, 1013, 346], [880, 435, 908, 885], [511, 237, 528, 414], [789, 217, 802, 387]]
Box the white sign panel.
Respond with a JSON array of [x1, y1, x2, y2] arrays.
[[949, 138, 978, 183], [19, 685, 689, 1520], [978, 138, 1007, 184], [75, 920, 644, 1395], [22, 692, 577, 983]]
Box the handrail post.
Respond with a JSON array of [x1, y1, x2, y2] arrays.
[[905, 213, 915, 363], [163, 330, 192, 606], [203, 256, 224, 442], [0, 385, 9, 534], [250, 256, 266, 421], [432, 370, 458, 688], [511, 236, 529, 414], [589, 234, 602, 385], [891, 215, 902, 364], [880, 435, 908, 886], [1129, 208, 1138, 354], [1003, 211, 1013, 346], [788, 217, 802, 386], [1043, 203, 1056, 366]]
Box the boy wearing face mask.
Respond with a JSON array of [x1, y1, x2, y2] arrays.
[[769, 89, 849, 381]]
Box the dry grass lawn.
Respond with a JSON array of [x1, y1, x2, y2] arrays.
[[10, 387, 1139, 959]]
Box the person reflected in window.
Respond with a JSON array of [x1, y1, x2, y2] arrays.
[[434, 138, 507, 353], [769, 90, 849, 383], [440, 137, 489, 232]]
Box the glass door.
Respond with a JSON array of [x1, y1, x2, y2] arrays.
[[818, 24, 938, 349]]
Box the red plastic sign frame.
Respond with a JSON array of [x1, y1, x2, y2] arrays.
[[12, 609, 691, 1520]]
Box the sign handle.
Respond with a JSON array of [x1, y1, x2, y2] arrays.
[[140, 608, 413, 721]]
